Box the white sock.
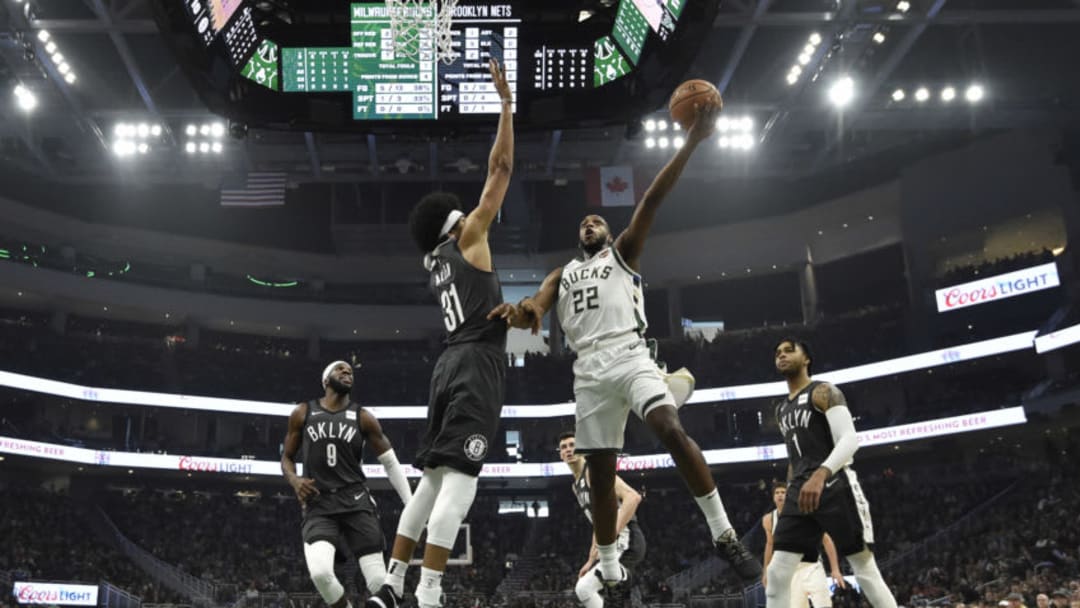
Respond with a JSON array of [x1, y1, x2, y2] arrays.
[[597, 543, 621, 581], [385, 558, 408, 597], [415, 566, 444, 607], [847, 550, 898, 608], [765, 551, 802, 608], [694, 488, 733, 540], [575, 566, 605, 607]]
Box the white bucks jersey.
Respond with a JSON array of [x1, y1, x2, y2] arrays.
[[557, 246, 646, 352]]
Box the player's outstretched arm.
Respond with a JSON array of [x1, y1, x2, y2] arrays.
[[458, 59, 515, 270], [361, 409, 412, 505], [488, 266, 562, 334], [281, 403, 318, 503], [612, 476, 642, 535], [614, 103, 720, 270], [822, 533, 847, 589]]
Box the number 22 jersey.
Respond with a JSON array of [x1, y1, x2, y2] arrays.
[[557, 246, 647, 352]]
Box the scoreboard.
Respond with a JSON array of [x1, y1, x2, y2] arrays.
[[160, 0, 716, 128]]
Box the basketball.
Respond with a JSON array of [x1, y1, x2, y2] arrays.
[[668, 79, 723, 129]]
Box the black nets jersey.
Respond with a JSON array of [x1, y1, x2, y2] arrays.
[[425, 238, 507, 349], [775, 381, 845, 484], [301, 399, 367, 493]]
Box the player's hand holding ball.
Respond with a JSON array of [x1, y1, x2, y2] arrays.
[[668, 79, 723, 146], [489, 58, 512, 103]]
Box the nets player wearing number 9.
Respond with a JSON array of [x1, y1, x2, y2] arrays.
[[489, 102, 760, 589], [768, 340, 899, 608], [280, 361, 413, 608], [367, 59, 514, 608]]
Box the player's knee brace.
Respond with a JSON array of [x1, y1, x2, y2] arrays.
[[304, 541, 345, 604], [846, 549, 898, 608], [426, 469, 478, 548], [764, 551, 802, 606], [397, 468, 444, 541], [358, 552, 387, 595]]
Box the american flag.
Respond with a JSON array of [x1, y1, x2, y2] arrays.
[[219, 172, 287, 207]]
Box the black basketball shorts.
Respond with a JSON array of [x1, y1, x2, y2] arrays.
[[620, 521, 647, 571], [414, 342, 507, 477], [301, 487, 385, 556], [773, 468, 875, 558]]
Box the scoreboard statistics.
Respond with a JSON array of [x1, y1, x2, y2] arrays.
[[162, 0, 714, 128]]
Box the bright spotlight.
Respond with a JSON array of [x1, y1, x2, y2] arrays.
[[896, 0, 910, 12], [137, 143, 149, 154], [941, 86, 956, 102], [212, 142, 223, 153], [51, 53, 64, 65], [200, 124, 211, 136], [136, 123, 149, 138], [44, 41, 56, 54], [644, 137, 656, 149], [827, 76, 855, 108], [64, 72, 76, 84], [965, 84, 984, 103], [57, 62, 70, 75], [658, 136, 670, 149], [891, 88, 905, 102], [802, 44, 815, 56], [185, 142, 196, 154], [786, 72, 799, 86], [741, 116, 754, 131], [199, 142, 210, 153], [113, 140, 135, 157], [656, 120, 668, 131], [717, 116, 729, 131], [13, 85, 37, 112], [673, 136, 685, 149], [151, 124, 162, 137], [809, 32, 822, 46], [644, 119, 656, 132], [211, 122, 225, 137], [797, 53, 811, 66], [914, 87, 930, 102], [114, 124, 126, 137], [872, 32, 886, 44], [718, 136, 730, 149], [185, 124, 197, 137], [37, 30, 49, 42]]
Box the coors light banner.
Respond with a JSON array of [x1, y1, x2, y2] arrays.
[[935, 262, 1060, 313], [13, 582, 99, 606]]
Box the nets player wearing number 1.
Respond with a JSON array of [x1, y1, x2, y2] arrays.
[[281, 361, 414, 608], [367, 59, 514, 608], [767, 340, 898, 608], [489, 102, 760, 589]]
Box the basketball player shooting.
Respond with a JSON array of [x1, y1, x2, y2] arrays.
[[762, 481, 846, 608], [769, 340, 898, 608], [488, 98, 761, 587], [558, 431, 646, 608], [366, 59, 514, 608], [280, 361, 414, 608]]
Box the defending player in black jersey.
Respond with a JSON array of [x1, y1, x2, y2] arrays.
[[558, 431, 645, 608], [367, 59, 514, 608], [767, 340, 898, 608], [281, 361, 413, 608]]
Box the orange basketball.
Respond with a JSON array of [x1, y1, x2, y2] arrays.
[[668, 79, 723, 129]]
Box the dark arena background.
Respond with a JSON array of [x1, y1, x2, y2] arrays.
[[2, 1, 1080, 608]]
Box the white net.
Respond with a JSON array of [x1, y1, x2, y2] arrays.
[[386, 0, 460, 65]]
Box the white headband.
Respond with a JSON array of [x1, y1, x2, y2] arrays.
[[322, 360, 350, 385], [440, 209, 465, 238]]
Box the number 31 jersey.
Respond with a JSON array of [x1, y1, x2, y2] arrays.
[[557, 246, 647, 352], [425, 238, 507, 349]]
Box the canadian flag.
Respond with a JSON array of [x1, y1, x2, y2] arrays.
[[585, 166, 636, 207]]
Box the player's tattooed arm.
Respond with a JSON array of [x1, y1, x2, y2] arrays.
[[281, 403, 318, 502], [488, 266, 562, 334], [614, 103, 720, 270], [810, 382, 847, 413]]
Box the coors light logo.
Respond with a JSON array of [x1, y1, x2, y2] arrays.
[[178, 456, 254, 474]]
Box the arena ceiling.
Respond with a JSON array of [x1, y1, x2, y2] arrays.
[[1, 0, 1079, 186]]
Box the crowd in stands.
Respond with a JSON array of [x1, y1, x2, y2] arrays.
[[940, 250, 1056, 288]]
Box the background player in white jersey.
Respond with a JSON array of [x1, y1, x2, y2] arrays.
[[281, 361, 413, 608], [763, 481, 846, 608], [559, 431, 646, 608], [489, 102, 761, 587], [367, 59, 514, 608], [767, 339, 898, 608]]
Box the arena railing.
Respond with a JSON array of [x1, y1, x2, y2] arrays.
[[0, 330, 1039, 418]]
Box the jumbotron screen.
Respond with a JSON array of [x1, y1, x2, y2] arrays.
[[156, 0, 719, 129]]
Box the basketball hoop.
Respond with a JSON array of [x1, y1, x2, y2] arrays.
[[386, 0, 460, 65]]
